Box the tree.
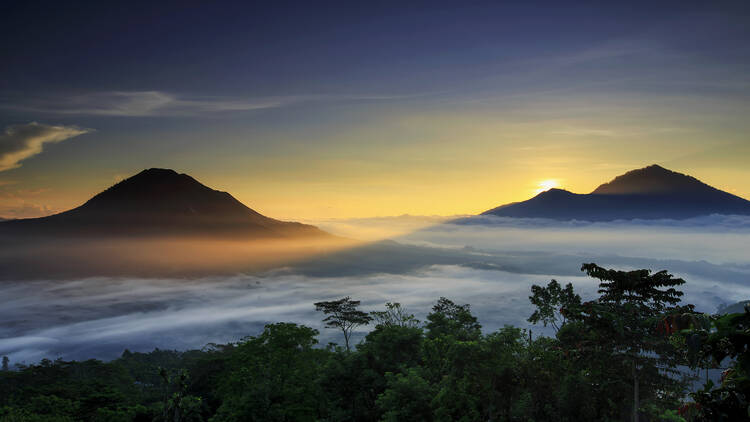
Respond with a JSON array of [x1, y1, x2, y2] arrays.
[[377, 369, 434, 422], [319, 305, 424, 422], [370, 302, 420, 329], [528, 279, 581, 332], [686, 306, 750, 420], [158, 368, 203, 422], [1, 356, 8, 371], [578, 263, 692, 422], [529, 264, 695, 421], [425, 297, 481, 341], [314, 297, 373, 352], [212, 323, 327, 422]]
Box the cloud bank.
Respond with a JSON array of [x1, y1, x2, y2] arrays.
[[0, 122, 91, 171], [1, 261, 747, 364], [306, 214, 462, 241], [1, 213, 748, 363]]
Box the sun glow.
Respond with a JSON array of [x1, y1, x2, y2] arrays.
[[534, 179, 560, 195]]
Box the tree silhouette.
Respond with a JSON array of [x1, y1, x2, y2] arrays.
[[579, 263, 692, 422], [370, 302, 420, 329], [314, 297, 373, 352], [528, 279, 581, 332], [425, 297, 482, 341]]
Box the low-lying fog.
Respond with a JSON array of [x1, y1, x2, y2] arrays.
[[2, 214, 750, 364]]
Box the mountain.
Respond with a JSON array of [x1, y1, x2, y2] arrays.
[[482, 165, 750, 221], [0, 168, 328, 238], [591, 165, 726, 195]]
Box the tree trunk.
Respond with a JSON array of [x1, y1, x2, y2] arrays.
[[632, 360, 639, 422]]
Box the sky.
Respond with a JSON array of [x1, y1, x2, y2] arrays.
[[1, 1, 749, 220]]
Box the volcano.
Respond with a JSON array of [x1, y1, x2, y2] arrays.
[[482, 165, 750, 221], [0, 168, 328, 238]]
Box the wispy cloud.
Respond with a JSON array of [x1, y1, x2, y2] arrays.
[[1, 91, 417, 117], [0, 122, 92, 172], [1, 91, 301, 117], [0, 201, 56, 219], [547, 126, 693, 138], [548, 128, 618, 137], [0, 186, 56, 219]]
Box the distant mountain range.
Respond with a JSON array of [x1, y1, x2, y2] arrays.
[[4, 165, 749, 240], [483, 165, 750, 221], [0, 168, 329, 238]]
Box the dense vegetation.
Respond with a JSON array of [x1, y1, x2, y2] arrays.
[[1, 264, 748, 421]]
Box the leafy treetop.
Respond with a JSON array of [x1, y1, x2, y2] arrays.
[[314, 296, 373, 352]]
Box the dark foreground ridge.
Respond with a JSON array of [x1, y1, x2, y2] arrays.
[[0, 168, 328, 238], [483, 164, 750, 221]]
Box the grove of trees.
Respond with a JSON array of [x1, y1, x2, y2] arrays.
[[1, 263, 748, 421]]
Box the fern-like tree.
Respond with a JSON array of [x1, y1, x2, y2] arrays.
[[314, 297, 373, 352]]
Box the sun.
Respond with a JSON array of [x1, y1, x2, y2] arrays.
[[534, 179, 560, 195]]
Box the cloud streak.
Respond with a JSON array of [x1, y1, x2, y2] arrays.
[[0, 122, 92, 171], [1, 91, 419, 117]]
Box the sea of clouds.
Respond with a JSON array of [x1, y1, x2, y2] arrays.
[[2, 214, 750, 364]]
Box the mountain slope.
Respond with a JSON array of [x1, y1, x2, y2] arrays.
[[591, 165, 728, 195], [0, 168, 328, 238], [483, 165, 750, 221]]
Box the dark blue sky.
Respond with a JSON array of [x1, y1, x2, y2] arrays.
[[1, 1, 749, 219], [3, 1, 746, 94]]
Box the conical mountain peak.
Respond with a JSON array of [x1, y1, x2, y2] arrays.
[[1, 168, 328, 238], [591, 164, 714, 195]]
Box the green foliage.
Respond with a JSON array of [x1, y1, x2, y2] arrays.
[[211, 323, 327, 422], [686, 306, 750, 421], [158, 368, 204, 422], [527, 264, 697, 420], [377, 369, 434, 422], [528, 279, 581, 332], [91, 405, 149, 422], [641, 404, 687, 422], [425, 297, 482, 341]]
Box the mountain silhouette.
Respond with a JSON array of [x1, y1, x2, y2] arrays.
[[0, 168, 328, 238], [483, 165, 750, 221]]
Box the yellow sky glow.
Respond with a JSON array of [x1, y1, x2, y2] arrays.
[[534, 179, 560, 195], [2, 103, 750, 221]]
